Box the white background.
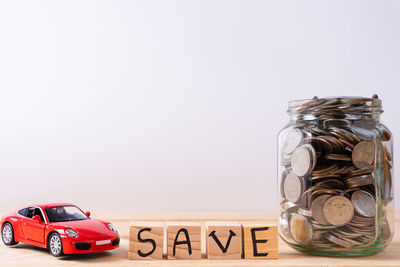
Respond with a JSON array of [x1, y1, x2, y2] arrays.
[[0, 0, 399, 212]]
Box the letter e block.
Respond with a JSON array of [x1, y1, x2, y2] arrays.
[[242, 223, 278, 259], [129, 222, 164, 260], [167, 222, 201, 259], [206, 222, 242, 259]]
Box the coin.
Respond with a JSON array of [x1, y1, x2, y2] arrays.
[[314, 179, 345, 189], [344, 167, 373, 177], [302, 144, 317, 170], [380, 128, 392, 142], [312, 163, 339, 176], [290, 213, 313, 244], [350, 126, 375, 140], [325, 154, 352, 161], [283, 173, 304, 203], [311, 195, 330, 225], [280, 200, 299, 212], [352, 120, 377, 140], [311, 230, 325, 241], [322, 195, 354, 226], [279, 212, 293, 241], [326, 234, 355, 248], [351, 190, 376, 217], [280, 171, 287, 198], [298, 208, 312, 217], [352, 141, 375, 168], [283, 128, 304, 154], [323, 119, 351, 128], [291, 145, 315, 176], [345, 174, 374, 188]]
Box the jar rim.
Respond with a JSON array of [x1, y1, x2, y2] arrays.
[[287, 95, 383, 118]]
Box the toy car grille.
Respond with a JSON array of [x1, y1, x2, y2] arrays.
[[74, 242, 91, 250], [112, 237, 120, 246]]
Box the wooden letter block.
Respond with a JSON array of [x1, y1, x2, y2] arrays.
[[206, 222, 242, 259], [129, 222, 164, 260], [167, 222, 201, 259], [242, 223, 278, 259]]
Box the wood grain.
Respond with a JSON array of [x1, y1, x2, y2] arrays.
[[129, 222, 164, 260], [0, 211, 399, 266], [205, 221, 242, 259], [242, 223, 278, 259], [167, 222, 202, 260]]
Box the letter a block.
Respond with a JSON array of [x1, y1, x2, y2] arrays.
[[129, 222, 164, 260], [167, 222, 201, 259], [205, 222, 242, 259], [242, 223, 278, 259]]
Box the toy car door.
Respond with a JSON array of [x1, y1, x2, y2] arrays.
[[21, 207, 45, 244]]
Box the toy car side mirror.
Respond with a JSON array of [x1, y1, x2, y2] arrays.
[[32, 215, 42, 223], [85, 211, 91, 218]]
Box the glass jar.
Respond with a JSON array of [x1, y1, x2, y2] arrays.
[[278, 95, 394, 257]]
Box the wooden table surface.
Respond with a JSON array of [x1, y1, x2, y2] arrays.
[[1, 211, 399, 267]]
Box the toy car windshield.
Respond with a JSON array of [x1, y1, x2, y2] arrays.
[[45, 206, 88, 222]]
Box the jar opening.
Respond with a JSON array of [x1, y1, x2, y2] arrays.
[[288, 95, 383, 121]]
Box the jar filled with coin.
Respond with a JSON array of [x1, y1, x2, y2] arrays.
[[278, 95, 394, 256]]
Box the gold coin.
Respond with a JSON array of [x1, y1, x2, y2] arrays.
[[322, 195, 354, 226], [352, 141, 375, 168], [290, 214, 312, 244]]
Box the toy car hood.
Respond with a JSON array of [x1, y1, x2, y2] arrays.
[[52, 219, 112, 236]]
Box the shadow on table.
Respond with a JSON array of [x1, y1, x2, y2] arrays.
[[10, 243, 125, 262], [10, 244, 48, 254]]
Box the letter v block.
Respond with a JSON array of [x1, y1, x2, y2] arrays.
[[129, 222, 164, 260], [206, 222, 242, 259], [167, 222, 201, 259], [242, 223, 278, 259]]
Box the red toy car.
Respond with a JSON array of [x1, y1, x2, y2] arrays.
[[1, 203, 119, 257]]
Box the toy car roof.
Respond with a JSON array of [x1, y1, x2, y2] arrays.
[[28, 203, 76, 209]]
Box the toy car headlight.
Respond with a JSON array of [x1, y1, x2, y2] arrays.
[[108, 223, 117, 233], [65, 228, 78, 238]]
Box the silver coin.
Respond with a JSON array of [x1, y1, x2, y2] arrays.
[[298, 208, 312, 217], [283, 173, 304, 203], [283, 128, 304, 155], [290, 213, 313, 244], [326, 234, 355, 248], [322, 195, 354, 226], [280, 200, 299, 212], [280, 170, 287, 198], [279, 212, 293, 241], [350, 126, 375, 140], [351, 120, 377, 140], [291, 145, 314, 177], [311, 230, 326, 241], [311, 194, 331, 225], [323, 119, 351, 128], [301, 144, 317, 170], [351, 190, 376, 217]]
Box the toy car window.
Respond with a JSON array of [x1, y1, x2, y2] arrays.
[[33, 208, 44, 222], [26, 207, 35, 218], [45, 206, 88, 222], [17, 208, 28, 217]]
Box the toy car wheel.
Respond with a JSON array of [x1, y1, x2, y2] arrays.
[[48, 233, 63, 257], [2, 222, 18, 246]]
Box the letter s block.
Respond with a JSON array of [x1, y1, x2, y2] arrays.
[[129, 222, 164, 260], [167, 222, 201, 259], [242, 223, 278, 259]]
